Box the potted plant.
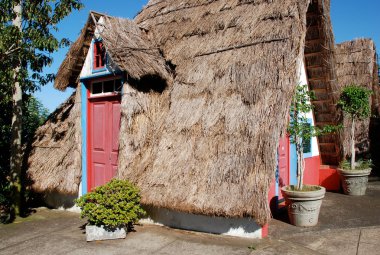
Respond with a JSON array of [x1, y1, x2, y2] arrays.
[[337, 85, 372, 196], [75, 179, 146, 242], [281, 84, 337, 227]]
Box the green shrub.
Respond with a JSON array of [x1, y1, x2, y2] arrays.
[[75, 179, 146, 228], [339, 159, 373, 170]]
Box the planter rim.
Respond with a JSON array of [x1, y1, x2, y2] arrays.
[[281, 185, 326, 201], [337, 168, 371, 177]]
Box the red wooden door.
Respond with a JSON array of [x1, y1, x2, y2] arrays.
[[278, 136, 290, 200], [88, 96, 121, 190]]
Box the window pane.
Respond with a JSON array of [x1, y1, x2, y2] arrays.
[[94, 42, 105, 69], [92, 82, 102, 94], [302, 123, 312, 153], [103, 80, 114, 93], [115, 79, 122, 92]]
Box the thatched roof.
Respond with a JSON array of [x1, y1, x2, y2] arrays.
[[54, 12, 170, 91], [115, 0, 337, 226], [26, 90, 81, 195], [303, 0, 341, 165], [335, 38, 379, 158]]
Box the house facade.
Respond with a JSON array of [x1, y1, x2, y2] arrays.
[[27, 0, 347, 238]]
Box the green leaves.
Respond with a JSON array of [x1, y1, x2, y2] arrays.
[[75, 179, 146, 228], [288, 84, 339, 146], [337, 85, 372, 120], [0, 0, 83, 92]]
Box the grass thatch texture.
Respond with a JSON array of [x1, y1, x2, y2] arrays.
[[54, 12, 170, 91], [100, 17, 170, 82], [54, 16, 94, 91], [335, 39, 379, 158], [115, 0, 317, 226], [26, 89, 81, 195]]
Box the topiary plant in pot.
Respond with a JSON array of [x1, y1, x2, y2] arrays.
[[75, 179, 146, 242], [281, 84, 338, 227], [337, 85, 373, 196]]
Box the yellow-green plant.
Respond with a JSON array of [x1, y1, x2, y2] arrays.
[[75, 179, 146, 229]]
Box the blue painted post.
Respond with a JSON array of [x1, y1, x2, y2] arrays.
[[81, 82, 88, 195]]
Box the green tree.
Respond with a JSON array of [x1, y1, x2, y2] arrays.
[[338, 85, 372, 170], [0, 95, 48, 223], [0, 0, 83, 216], [288, 84, 338, 190]]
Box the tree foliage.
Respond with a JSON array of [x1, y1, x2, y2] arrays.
[[0, 95, 49, 222], [338, 85, 372, 170], [0, 0, 83, 93], [338, 85, 372, 120], [288, 84, 338, 190], [0, 0, 83, 218]]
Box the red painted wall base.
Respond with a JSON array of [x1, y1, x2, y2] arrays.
[[304, 156, 320, 185], [262, 224, 268, 238], [319, 165, 341, 191]]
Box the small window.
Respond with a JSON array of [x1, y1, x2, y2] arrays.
[[302, 123, 312, 154], [92, 82, 102, 94], [93, 41, 105, 69], [103, 80, 114, 93], [90, 79, 122, 96]]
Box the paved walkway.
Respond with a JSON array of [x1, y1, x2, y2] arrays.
[[1, 182, 379, 255]]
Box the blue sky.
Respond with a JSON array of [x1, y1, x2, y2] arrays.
[[35, 0, 380, 112]]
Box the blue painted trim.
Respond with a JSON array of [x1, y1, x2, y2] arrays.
[[303, 118, 313, 159], [290, 143, 297, 185], [81, 82, 88, 195], [79, 72, 119, 82]]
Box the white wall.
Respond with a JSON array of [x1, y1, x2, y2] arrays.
[[140, 206, 263, 239], [298, 60, 320, 158]]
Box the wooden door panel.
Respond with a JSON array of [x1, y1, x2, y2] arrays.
[[89, 95, 121, 190], [93, 163, 106, 188], [92, 103, 106, 150]]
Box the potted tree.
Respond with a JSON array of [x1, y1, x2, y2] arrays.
[[75, 179, 146, 242], [337, 85, 372, 196], [281, 84, 337, 227]]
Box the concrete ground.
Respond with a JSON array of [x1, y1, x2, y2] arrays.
[[0, 182, 379, 255]]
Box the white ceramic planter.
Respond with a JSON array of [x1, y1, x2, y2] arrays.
[[86, 225, 126, 242], [281, 186, 326, 227], [338, 168, 371, 196]]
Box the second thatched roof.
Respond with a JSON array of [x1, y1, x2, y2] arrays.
[[335, 38, 379, 158]]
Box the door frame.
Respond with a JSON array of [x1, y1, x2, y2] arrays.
[[86, 76, 122, 192]]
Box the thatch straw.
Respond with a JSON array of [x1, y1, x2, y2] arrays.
[[100, 17, 170, 81], [335, 38, 379, 158], [54, 12, 170, 91], [26, 89, 81, 195], [114, 0, 336, 226], [304, 0, 342, 165], [54, 15, 94, 91]]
